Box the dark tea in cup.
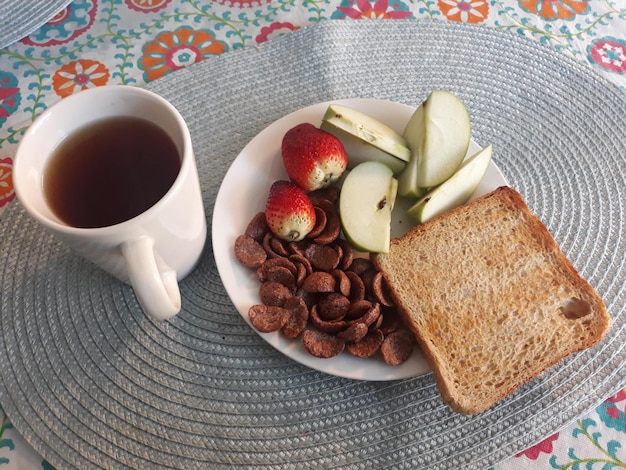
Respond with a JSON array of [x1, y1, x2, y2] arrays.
[[43, 116, 181, 228]]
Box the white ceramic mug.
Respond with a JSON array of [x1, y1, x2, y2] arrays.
[[13, 86, 207, 321]]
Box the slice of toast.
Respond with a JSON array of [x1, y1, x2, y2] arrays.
[[372, 186, 610, 415]]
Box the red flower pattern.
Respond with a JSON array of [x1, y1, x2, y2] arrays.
[[0, 157, 14, 208], [515, 432, 559, 460], [256, 22, 299, 43], [335, 0, 413, 19]]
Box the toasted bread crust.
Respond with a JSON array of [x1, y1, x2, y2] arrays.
[[373, 186, 610, 415]]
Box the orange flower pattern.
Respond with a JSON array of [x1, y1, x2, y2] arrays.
[[52, 60, 110, 98], [438, 0, 489, 23], [519, 0, 589, 20], [139, 27, 226, 82]]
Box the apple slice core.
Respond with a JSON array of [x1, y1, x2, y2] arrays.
[[321, 104, 410, 173]]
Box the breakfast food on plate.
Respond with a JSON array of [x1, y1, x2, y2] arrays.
[[398, 90, 471, 197], [406, 144, 493, 224], [264, 180, 316, 242], [372, 186, 610, 414], [281, 123, 347, 191], [322, 91, 492, 252], [320, 103, 410, 174], [234, 92, 490, 367], [235, 92, 608, 386], [339, 161, 398, 253], [234, 187, 417, 365]]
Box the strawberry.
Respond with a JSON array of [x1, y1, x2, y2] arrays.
[[281, 123, 347, 191], [265, 180, 316, 242]]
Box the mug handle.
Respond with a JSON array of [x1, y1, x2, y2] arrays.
[[121, 237, 181, 320]]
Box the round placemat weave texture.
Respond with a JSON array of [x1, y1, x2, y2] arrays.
[[0, 0, 72, 48], [1, 20, 625, 469]]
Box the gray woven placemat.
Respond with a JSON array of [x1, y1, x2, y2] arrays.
[[0, 0, 72, 48], [1, 20, 625, 469]]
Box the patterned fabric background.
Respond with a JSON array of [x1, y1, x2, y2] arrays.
[[1, 0, 626, 210], [0, 1, 625, 469]]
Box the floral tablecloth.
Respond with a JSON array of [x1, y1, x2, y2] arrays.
[[0, 1, 625, 469]]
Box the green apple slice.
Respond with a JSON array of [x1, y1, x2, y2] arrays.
[[320, 122, 408, 175], [396, 103, 424, 197], [407, 145, 493, 224], [339, 161, 398, 253], [321, 104, 410, 174], [400, 90, 471, 191]]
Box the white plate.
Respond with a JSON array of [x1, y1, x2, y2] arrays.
[[212, 98, 507, 381]]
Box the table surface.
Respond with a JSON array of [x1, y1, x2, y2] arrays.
[[0, 1, 625, 469]]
